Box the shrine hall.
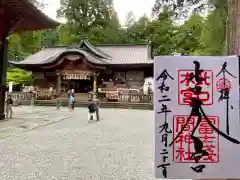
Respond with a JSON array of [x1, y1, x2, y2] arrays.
[[10, 40, 153, 98]]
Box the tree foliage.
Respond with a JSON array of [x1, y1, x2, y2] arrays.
[[7, 0, 230, 86], [7, 68, 32, 86]]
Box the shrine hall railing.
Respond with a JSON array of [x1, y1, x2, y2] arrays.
[[118, 94, 153, 103], [99, 91, 153, 104], [6, 92, 33, 100], [6, 91, 153, 104]]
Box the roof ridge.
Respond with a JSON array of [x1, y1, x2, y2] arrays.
[[82, 40, 112, 59], [44, 43, 149, 49], [95, 43, 148, 46]]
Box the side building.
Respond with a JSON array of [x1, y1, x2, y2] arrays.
[[10, 40, 153, 100]]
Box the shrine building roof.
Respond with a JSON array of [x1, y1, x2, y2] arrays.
[[9, 40, 153, 66], [0, 0, 59, 37]]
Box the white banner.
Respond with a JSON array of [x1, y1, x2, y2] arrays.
[[9, 81, 13, 92], [154, 56, 240, 179]]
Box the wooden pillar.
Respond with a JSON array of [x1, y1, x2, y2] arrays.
[[56, 73, 61, 95], [0, 37, 8, 120], [93, 74, 97, 92], [228, 0, 240, 55]]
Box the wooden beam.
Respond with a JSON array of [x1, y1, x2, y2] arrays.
[[8, 17, 23, 34], [0, 37, 8, 120]]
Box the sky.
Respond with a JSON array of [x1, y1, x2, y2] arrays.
[[41, 0, 155, 25]]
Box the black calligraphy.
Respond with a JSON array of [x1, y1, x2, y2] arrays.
[[156, 69, 174, 178], [169, 61, 240, 174], [216, 62, 236, 135]]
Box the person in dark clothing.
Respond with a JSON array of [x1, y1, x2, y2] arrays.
[[92, 94, 100, 121], [5, 94, 13, 119], [87, 99, 96, 122], [67, 90, 71, 99]]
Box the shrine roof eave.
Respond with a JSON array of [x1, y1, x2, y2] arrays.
[[9, 61, 153, 71], [107, 62, 153, 66], [1, 0, 60, 35], [105, 63, 153, 69], [8, 62, 39, 71], [9, 49, 110, 68]]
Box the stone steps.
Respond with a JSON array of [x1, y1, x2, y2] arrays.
[[57, 93, 89, 101]]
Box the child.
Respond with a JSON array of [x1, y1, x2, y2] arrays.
[[56, 99, 61, 110], [88, 99, 96, 122], [5, 94, 13, 119], [68, 94, 75, 111]]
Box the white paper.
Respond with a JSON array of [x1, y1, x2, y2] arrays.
[[154, 56, 240, 179], [9, 81, 13, 93]]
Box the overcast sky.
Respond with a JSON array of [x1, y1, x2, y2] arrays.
[[41, 0, 155, 25]]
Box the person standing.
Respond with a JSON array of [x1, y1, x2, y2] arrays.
[[92, 94, 100, 121], [68, 93, 75, 111], [56, 99, 61, 110], [5, 94, 13, 119], [71, 89, 75, 110], [67, 90, 71, 98], [71, 89, 75, 97], [87, 99, 96, 122]]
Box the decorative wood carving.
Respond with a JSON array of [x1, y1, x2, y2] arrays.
[[62, 71, 93, 80], [65, 54, 81, 61]]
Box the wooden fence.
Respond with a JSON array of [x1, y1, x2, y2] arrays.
[[7, 92, 153, 104], [118, 94, 152, 103], [6, 92, 33, 100]]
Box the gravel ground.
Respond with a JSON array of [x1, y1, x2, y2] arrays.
[[0, 107, 156, 180]]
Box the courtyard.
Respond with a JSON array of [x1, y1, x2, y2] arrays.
[[0, 106, 155, 180]]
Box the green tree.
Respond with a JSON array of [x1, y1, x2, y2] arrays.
[[56, 25, 79, 45], [40, 29, 59, 47], [57, 0, 121, 45], [125, 11, 136, 28], [57, 0, 119, 31], [177, 13, 203, 54], [146, 8, 178, 55], [152, 0, 208, 18], [8, 34, 25, 61], [126, 14, 150, 43], [7, 68, 32, 86], [19, 31, 42, 54], [198, 0, 228, 55]]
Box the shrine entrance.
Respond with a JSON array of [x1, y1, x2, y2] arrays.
[[57, 71, 98, 94], [63, 79, 93, 93]]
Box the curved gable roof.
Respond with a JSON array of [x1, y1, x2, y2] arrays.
[[9, 41, 153, 67], [10, 47, 109, 66]]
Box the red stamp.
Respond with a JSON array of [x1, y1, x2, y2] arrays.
[[216, 78, 232, 92], [178, 70, 213, 105], [172, 115, 219, 163]]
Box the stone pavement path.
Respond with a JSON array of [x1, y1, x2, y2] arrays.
[[0, 106, 71, 139], [0, 106, 185, 180]]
